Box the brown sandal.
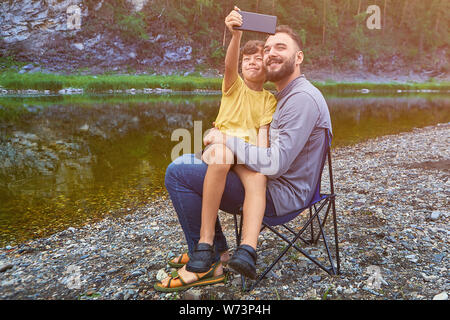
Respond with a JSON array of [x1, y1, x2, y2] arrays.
[[154, 261, 226, 292], [168, 252, 190, 268]]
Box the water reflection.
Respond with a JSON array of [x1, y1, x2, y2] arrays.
[[327, 96, 449, 146], [0, 93, 448, 246]]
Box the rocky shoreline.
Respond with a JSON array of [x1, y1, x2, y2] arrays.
[[0, 123, 449, 300]]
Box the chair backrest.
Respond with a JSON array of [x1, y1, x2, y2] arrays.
[[263, 128, 333, 226], [310, 128, 333, 204]]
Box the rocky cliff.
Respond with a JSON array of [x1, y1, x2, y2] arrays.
[[0, 0, 205, 75]]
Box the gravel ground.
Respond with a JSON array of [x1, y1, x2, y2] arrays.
[[0, 123, 449, 300]]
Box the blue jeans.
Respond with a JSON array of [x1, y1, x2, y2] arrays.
[[164, 153, 277, 261]]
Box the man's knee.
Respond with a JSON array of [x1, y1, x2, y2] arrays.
[[165, 160, 180, 190], [165, 154, 203, 189]]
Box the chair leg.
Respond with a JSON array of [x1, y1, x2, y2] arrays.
[[310, 197, 340, 275], [235, 197, 340, 292], [233, 210, 246, 291], [246, 236, 292, 292], [309, 207, 314, 244], [263, 205, 335, 276], [315, 209, 337, 275], [312, 200, 332, 244], [331, 197, 340, 275], [233, 210, 242, 246]]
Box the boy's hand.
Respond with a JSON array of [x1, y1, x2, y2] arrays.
[[204, 128, 227, 146], [225, 6, 243, 36]]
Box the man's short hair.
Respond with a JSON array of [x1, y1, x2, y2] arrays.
[[271, 25, 303, 51], [240, 40, 265, 59]]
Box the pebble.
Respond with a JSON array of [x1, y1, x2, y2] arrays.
[[183, 289, 202, 300], [432, 254, 445, 263], [386, 236, 397, 243], [430, 211, 441, 221], [432, 292, 448, 300], [0, 263, 13, 272], [123, 289, 136, 300], [421, 273, 438, 282], [405, 254, 419, 263], [362, 286, 383, 296], [156, 269, 168, 282], [86, 290, 96, 296]]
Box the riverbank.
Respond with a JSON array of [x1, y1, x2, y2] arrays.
[[0, 123, 449, 300], [1, 71, 450, 95]]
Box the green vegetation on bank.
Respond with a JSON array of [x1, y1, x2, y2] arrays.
[[0, 71, 223, 92], [0, 71, 449, 94], [313, 79, 450, 93]]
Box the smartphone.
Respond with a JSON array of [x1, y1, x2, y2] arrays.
[[233, 11, 277, 35]]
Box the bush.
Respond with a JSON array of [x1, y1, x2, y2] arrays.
[[117, 11, 149, 42]]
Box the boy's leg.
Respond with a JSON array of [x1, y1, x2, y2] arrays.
[[232, 164, 267, 250], [161, 153, 246, 288], [199, 144, 234, 245], [164, 154, 231, 259]]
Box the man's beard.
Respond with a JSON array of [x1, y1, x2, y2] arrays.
[[265, 54, 296, 82]]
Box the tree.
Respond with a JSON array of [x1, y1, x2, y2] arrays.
[[322, 0, 326, 45]]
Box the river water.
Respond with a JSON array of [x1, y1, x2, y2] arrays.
[[0, 92, 449, 246]]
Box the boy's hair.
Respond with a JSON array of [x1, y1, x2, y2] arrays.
[[240, 40, 265, 60], [270, 25, 303, 50]]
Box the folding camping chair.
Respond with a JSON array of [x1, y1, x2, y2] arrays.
[[232, 128, 340, 292]]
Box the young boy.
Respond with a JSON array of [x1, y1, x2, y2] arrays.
[[183, 7, 277, 278]]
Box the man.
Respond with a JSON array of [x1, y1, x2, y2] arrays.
[[155, 25, 332, 292]]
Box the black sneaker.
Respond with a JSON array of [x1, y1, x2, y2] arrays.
[[228, 244, 257, 279], [185, 243, 215, 273]]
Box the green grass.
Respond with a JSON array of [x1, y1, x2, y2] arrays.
[[311, 79, 450, 94], [0, 70, 449, 93], [0, 72, 224, 92]]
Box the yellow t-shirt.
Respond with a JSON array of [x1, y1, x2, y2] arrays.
[[215, 76, 277, 145]]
